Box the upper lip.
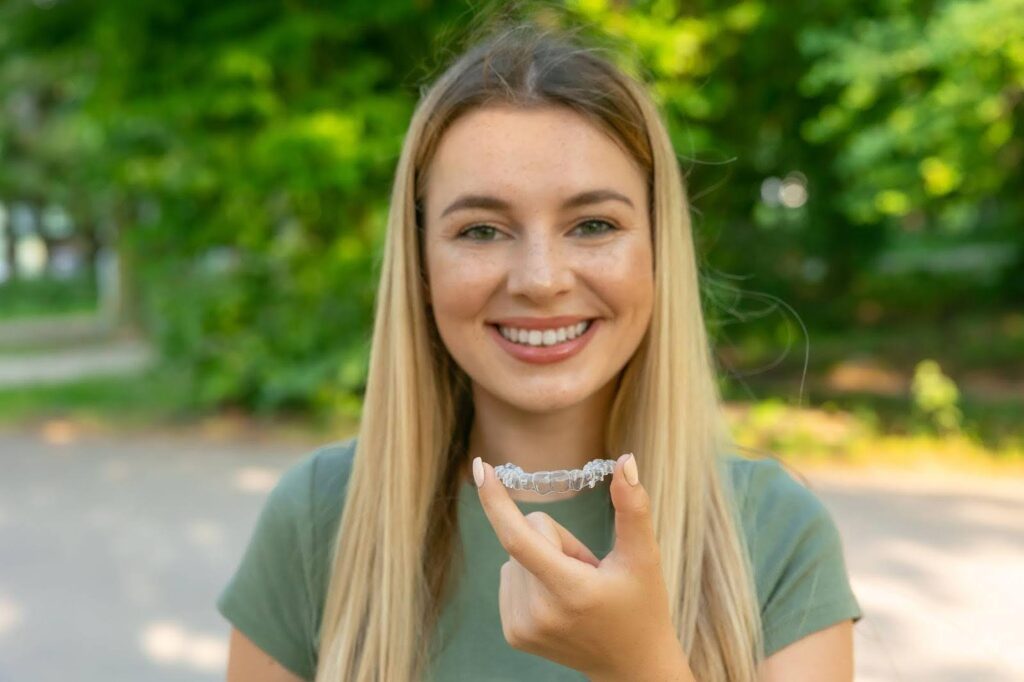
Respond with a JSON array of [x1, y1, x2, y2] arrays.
[[489, 316, 595, 330]]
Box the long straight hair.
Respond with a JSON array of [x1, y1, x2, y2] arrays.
[[314, 20, 765, 682]]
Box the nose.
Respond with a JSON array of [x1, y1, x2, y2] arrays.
[[506, 231, 574, 301]]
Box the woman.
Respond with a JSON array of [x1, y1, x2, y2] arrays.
[[218, 20, 862, 682]]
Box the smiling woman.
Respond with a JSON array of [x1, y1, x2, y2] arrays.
[[421, 104, 654, 429], [217, 15, 862, 682]]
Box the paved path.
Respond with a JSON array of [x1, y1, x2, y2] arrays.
[[0, 338, 153, 388], [0, 426, 1020, 681], [800, 464, 1024, 681], [0, 313, 153, 388]]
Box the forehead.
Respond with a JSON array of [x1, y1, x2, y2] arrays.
[[425, 105, 646, 212]]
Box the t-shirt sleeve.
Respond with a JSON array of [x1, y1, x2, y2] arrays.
[[742, 458, 863, 659], [216, 451, 320, 681]]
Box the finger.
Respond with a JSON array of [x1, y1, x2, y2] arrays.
[[528, 511, 601, 568], [475, 458, 582, 588], [609, 453, 660, 567], [498, 558, 531, 648]]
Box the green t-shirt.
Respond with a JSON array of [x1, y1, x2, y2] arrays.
[[216, 438, 862, 680]]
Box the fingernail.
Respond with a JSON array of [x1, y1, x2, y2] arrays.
[[472, 457, 484, 488], [624, 453, 639, 486]]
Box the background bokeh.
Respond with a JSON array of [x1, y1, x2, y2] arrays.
[[0, 1, 1021, 681], [2, 0, 1021, 464]]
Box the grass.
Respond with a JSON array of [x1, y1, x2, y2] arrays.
[[0, 368, 195, 430], [0, 367, 354, 444], [724, 396, 1024, 476], [713, 309, 1024, 474], [0, 276, 98, 320]]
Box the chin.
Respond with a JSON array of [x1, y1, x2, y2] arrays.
[[493, 383, 595, 414]]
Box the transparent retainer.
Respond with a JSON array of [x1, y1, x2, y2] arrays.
[[493, 457, 624, 495]]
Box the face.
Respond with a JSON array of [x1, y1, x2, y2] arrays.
[[421, 104, 654, 414]]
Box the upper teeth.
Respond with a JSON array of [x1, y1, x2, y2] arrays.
[[498, 321, 591, 347]]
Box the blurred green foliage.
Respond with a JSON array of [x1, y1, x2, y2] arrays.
[[911, 359, 963, 435], [0, 0, 1020, 422]]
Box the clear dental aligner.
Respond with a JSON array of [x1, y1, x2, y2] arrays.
[[493, 456, 627, 495]]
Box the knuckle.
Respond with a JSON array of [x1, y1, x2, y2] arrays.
[[502, 621, 524, 649], [524, 510, 551, 528]]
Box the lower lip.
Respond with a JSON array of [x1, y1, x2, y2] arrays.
[[488, 320, 599, 365]]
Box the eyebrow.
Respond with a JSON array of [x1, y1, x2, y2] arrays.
[[439, 188, 635, 218]]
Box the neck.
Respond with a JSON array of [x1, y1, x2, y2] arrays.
[[461, 378, 618, 501]]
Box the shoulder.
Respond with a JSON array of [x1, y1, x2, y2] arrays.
[[272, 437, 357, 495], [720, 452, 843, 572], [251, 437, 359, 571], [721, 453, 863, 657], [216, 439, 358, 680], [306, 437, 358, 500], [260, 437, 357, 518], [296, 437, 359, 542], [721, 452, 828, 528]]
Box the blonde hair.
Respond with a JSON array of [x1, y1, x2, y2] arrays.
[[315, 18, 765, 682]]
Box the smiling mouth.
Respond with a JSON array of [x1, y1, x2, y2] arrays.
[[491, 320, 595, 347]]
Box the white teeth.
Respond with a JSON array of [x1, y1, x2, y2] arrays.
[[497, 320, 593, 347]]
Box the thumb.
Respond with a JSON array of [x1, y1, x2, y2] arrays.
[[609, 453, 659, 568]]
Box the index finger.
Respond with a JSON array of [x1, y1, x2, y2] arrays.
[[474, 459, 585, 589]]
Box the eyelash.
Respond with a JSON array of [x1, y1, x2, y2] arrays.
[[457, 218, 620, 242]]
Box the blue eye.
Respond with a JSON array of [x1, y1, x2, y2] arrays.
[[458, 225, 502, 241], [572, 219, 618, 236]]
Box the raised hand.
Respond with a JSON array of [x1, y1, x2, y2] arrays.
[[473, 453, 694, 681]]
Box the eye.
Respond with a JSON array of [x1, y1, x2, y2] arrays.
[[457, 224, 503, 241], [571, 218, 619, 237]]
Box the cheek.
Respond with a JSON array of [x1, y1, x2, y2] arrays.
[[579, 238, 654, 315], [426, 245, 502, 325]]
